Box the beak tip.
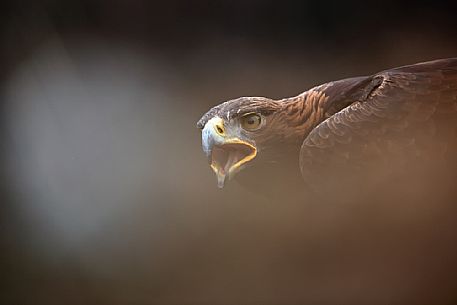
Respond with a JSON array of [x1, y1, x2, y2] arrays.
[[217, 174, 226, 189]]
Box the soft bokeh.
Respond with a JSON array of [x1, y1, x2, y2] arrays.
[[1, 1, 457, 304]]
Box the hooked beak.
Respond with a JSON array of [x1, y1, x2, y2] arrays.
[[201, 117, 257, 188]]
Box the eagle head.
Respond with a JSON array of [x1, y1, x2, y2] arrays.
[[197, 97, 298, 188]]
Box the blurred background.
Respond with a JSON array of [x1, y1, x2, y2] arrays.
[[1, 1, 457, 304]]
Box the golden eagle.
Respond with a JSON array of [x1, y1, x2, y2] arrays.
[[197, 58, 457, 193]]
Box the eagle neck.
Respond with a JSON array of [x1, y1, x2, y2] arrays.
[[280, 89, 330, 141]]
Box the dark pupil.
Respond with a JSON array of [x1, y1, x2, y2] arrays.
[[248, 118, 255, 124]]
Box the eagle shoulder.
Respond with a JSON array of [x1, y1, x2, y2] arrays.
[[298, 58, 457, 191]]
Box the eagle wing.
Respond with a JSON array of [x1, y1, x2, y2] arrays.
[[299, 58, 457, 191]]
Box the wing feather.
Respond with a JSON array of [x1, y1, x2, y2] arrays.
[[299, 58, 457, 191]]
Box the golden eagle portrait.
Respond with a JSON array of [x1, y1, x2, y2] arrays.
[[197, 58, 457, 194]]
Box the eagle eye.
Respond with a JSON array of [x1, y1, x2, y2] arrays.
[[240, 113, 262, 131]]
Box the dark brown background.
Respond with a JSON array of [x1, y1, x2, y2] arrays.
[[1, 1, 457, 304]]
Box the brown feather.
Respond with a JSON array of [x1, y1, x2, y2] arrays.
[[299, 58, 457, 192]]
